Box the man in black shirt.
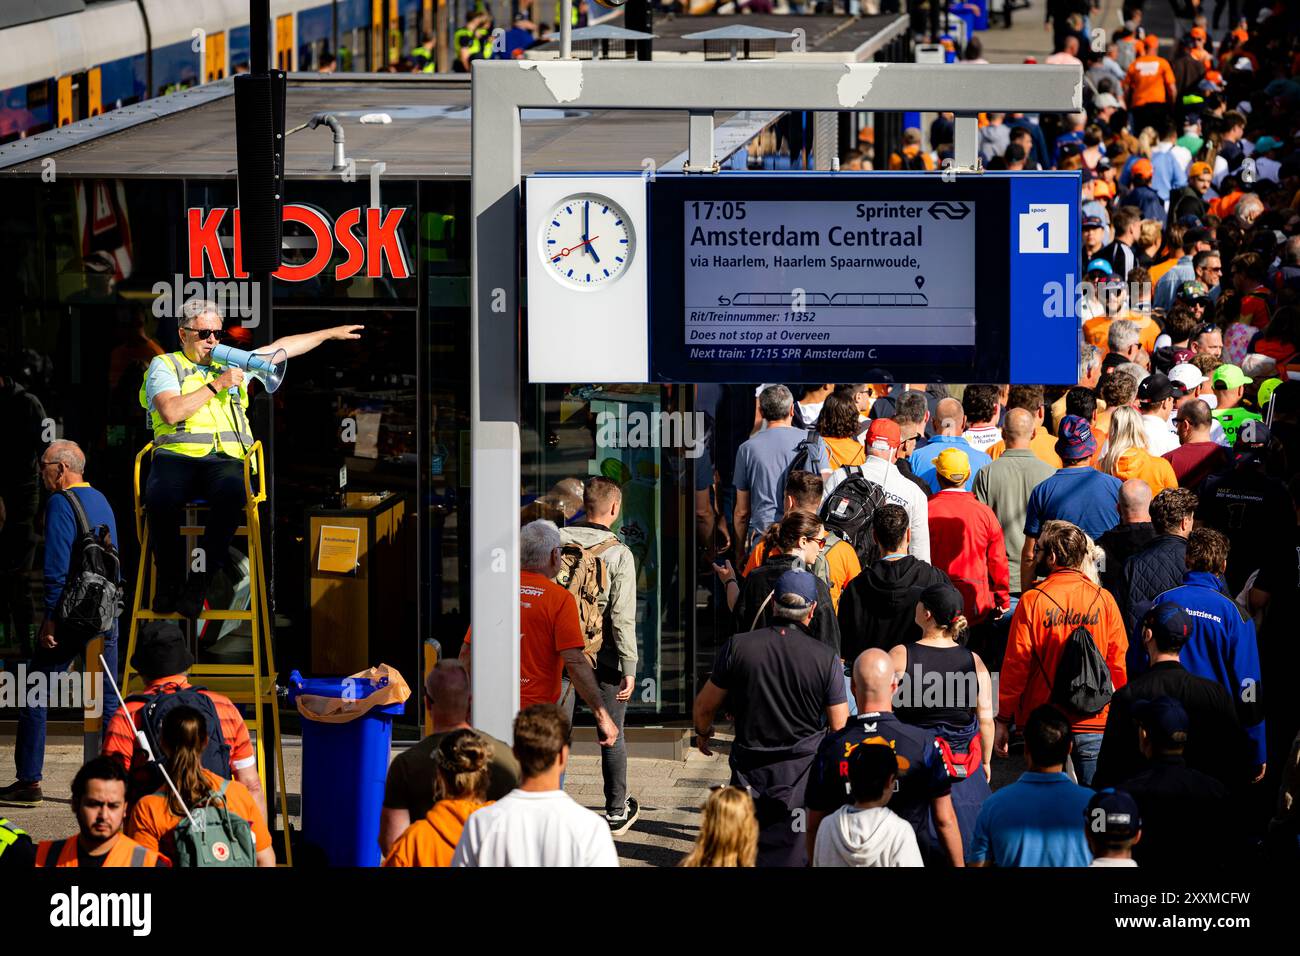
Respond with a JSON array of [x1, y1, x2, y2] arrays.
[[838, 504, 951, 660], [806, 648, 963, 867], [1200, 443, 1297, 594], [1097, 479, 1156, 595], [694, 570, 848, 867], [1097, 602, 1254, 789], [1120, 697, 1240, 867], [1118, 487, 1198, 669]]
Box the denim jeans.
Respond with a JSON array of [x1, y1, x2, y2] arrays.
[[15, 629, 119, 783], [843, 671, 858, 717], [596, 665, 629, 816], [1071, 731, 1104, 788]]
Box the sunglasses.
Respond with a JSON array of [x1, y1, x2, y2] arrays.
[[804, 535, 829, 550], [181, 327, 223, 340]]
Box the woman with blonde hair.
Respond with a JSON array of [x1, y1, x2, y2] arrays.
[[681, 786, 758, 867], [1096, 405, 1178, 495], [384, 729, 494, 867]]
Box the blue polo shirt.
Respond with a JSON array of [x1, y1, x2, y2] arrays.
[[1023, 466, 1123, 541], [968, 771, 1093, 867], [909, 435, 991, 493]]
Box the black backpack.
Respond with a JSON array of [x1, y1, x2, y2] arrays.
[[819, 467, 887, 566], [126, 685, 231, 799], [51, 490, 123, 647], [1032, 587, 1113, 716]]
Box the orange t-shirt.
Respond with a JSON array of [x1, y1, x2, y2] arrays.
[[823, 436, 866, 472], [1148, 257, 1180, 285], [988, 425, 1063, 471], [743, 538, 861, 611], [126, 769, 271, 858], [462, 571, 586, 708], [1098, 447, 1179, 495], [1124, 55, 1176, 106], [1082, 313, 1160, 354]]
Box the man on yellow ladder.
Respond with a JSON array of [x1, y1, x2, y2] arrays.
[[140, 299, 363, 619]]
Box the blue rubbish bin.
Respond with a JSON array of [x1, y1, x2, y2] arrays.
[[289, 670, 406, 867]]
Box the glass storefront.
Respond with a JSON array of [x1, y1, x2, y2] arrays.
[[1, 172, 714, 729]]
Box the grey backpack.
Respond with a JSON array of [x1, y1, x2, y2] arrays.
[[52, 490, 123, 644], [168, 778, 257, 868]]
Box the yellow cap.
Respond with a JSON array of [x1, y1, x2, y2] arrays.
[[935, 447, 971, 483]]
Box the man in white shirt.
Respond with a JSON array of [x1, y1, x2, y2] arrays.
[[1084, 788, 1141, 867], [452, 704, 619, 867], [1137, 373, 1181, 457], [823, 418, 931, 562]]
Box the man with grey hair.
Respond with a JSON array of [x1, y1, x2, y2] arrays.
[[693, 569, 848, 866], [1107, 318, 1143, 363], [142, 298, 364, 618], [1114, 361, 1149, 388], [459, 520, 617, 747], [732, 384, 827, 560], [1233, 193, 1263, 228], [1, 441, 121, 808]]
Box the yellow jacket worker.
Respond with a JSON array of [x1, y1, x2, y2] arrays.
[[140, 299, 362, 618]]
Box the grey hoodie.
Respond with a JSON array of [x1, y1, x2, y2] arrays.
[[558, 523, 638, 678], [813, 805, 924, 868]]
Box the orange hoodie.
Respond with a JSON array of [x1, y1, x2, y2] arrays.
[[383, 798, 493, 867], [1099, 447, 1178, 496]]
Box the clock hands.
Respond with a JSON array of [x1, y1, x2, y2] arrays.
[[551, 236, 600, 262], [582, 202, 601, 263]]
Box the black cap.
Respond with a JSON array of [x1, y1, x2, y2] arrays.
[[1141, 600, 1194, 650], [1137, 371, 1184, 402], [918, 582, 964, 626], [129, 622, 194, 679], [1085, 788, 1142, 840], [1133, 696, 1190, 747]]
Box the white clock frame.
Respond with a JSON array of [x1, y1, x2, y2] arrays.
[[525, 174, 649, 383]]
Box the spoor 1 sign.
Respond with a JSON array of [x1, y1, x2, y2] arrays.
[[187, 205, 412, 281]]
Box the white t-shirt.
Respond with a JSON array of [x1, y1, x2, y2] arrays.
[[962, 425, 1003, 453], [451, 789, 619, 867], [1141, 414, 1180, 456], [823, 456, 931, 563]]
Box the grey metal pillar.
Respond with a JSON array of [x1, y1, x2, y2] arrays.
[[813, 112, 838, 171], [954, 113, 980, 169]]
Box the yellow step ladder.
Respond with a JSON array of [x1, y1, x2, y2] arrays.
[[120, 440, 293, 866]]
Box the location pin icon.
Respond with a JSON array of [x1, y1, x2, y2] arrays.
[[915, 275, 925, 290]]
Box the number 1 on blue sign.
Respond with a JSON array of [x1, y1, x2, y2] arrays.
[[1036, 220, 1049, 248]]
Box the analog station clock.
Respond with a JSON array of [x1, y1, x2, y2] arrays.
[[539, 194, 635, 289]]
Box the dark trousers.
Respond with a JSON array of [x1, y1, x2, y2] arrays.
[[1131, 103, 1170, 138], [144, 452, 246, 588], [596, 663, 629, 815], [0, 482, 39, 648]]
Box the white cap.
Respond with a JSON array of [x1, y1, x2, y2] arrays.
[[1241, 353, 1278, 380], [1169, 363, 1206, 390], [1233, 58, 1254, 71]]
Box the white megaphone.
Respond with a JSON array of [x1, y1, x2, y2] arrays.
[[209, 344, 287, 394]]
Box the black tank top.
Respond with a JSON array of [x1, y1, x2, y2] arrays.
[[894, 642, 977, 731]]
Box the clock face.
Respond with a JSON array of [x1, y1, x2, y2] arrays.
[[540, 194, 635, 289]]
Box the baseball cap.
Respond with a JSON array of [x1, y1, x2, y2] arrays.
[[1138, 371, 1183, 402], [1188, 160, 1213, 177], [1141, 601, 1194, 649], [1233, 58, 1254, 72], [1055, 414, 1097, 460], [1086, 788, 1142, 840], [1082, 215, 1105, 231], [1085, 257, 1113, 276], [1176, 280, 1211, 304], [772, 569, 820, 609], [1144, 34, 1159, 50], [1184, 226, 1212, 247], [1168, 362, 1206, 391], [1091, 179, 1116, 199], [1211, 364, 1252, 389], [1190, 26, 1207, 39], [934, 447, 971, 483], [1094, 92, 1121, 109], [1133, 696, 1191, 747], [1254, 135, 1284, 152], [1131, 157, 1154, 179], [1237, 418, 1271, 447], [866, 418, 901, 453], [918, 582, 964, 627], [1257, 377, 1285, 408], [1206, 69, 1224, 85]]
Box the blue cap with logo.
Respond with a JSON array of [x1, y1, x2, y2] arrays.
[[1085, 788, 1142, 839], [772, 569, 820, 609], [1132, 696, 1191, 747]]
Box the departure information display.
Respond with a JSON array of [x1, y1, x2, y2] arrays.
[[683, 199, 977, 366]]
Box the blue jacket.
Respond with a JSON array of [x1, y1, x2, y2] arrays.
[[43, 485, 119, 637], [909, 435, 991, 494], [1154, 571, 1266, 766], [1121, 185, 1166, 224]]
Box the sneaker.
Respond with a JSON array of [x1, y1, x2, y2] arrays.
[[176, 572, 208, 620], [605, 796, 639, 835], [0, 780, 42, 807]]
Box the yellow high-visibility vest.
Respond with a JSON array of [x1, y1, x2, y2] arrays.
[[138, 351, 254, 460]]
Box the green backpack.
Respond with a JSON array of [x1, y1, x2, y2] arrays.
[[167, 778, 256, 867]]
